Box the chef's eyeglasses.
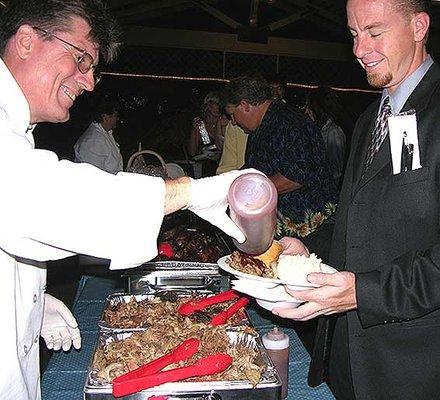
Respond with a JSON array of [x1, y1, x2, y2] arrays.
[[33, 26, 101, 84]]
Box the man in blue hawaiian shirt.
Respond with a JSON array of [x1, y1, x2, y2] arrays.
[[223, 75, 338, 261]]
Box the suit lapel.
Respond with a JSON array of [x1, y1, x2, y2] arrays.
[[351, 105, 378, 193], [358, 133, 391, 188]]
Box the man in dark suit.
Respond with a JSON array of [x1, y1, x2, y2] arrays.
[[273, 0, 439, 399]]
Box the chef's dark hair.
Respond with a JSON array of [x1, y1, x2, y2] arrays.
[[223, 75, 272, 106], [0, 0, 121, 63], [92, 97, 120, 123]]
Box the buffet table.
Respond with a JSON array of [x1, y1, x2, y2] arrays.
[[41, 275, 335, 400]]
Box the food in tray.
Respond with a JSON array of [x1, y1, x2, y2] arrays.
[[156, 225, 223, 263], [93, 317, 264, 387], [102, 293, 245, 330], [227, 247, 322, 280]]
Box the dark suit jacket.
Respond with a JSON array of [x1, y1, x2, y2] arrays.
[[310, 61, 440, 400]]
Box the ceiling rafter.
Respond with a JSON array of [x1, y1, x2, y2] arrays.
[[190, 0, 241, 29], [288, 0, 346, 25], [111, 0, 189, 19], [266, 9, 315, 31], [119, 4, 195, 24]]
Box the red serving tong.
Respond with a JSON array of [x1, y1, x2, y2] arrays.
[[210, 297, 250, 326], [112, 338, 232, 398], [177, 289, 239, 316]]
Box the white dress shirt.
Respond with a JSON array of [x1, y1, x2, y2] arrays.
[[0, 58, 166, 399], [74, 122, 123, 174]]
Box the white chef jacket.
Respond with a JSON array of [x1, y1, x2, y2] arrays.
[[0, 58, 166, 399], [74, 122, 123, 174]]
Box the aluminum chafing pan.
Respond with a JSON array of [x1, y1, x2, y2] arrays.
[[84, 329, 281, 400], [98, 291, 249, 333]]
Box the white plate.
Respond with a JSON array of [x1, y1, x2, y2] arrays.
[[231, 278, 303, 311], [256, 298, 302, 311], [231, 279, 299, 302], [217, 255, 337, 289]]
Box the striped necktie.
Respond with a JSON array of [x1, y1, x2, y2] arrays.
[[364, 96, 392, 169]]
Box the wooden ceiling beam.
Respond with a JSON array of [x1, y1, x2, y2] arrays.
[[119, 4, 193, 24], [190, 0, 241, 30], [261, 0, 305, 14], [288, 0, 346, 26], [266, 9, 315, 31], [121, 26, 353, 61], [112, 0, 190, 19]]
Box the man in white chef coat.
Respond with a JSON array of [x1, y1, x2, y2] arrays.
[[0, 1, 251, 399], [74, 96, 124, 174]]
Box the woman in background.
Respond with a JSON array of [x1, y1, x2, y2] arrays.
[[187, 91, 226, 158]]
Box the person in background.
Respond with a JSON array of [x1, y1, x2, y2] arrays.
[[216, 121, 248, 174], [275, 1, 440, 399], [0, 1, 253, 398], [187, 91, 223, 158], [267, 73, 287, 102], [74, 96, 123, 174], [223, 75, 338, 262], [305, 88, 346, 186]]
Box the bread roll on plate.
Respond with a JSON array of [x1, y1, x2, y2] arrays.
[[254, 240, 283, 267]]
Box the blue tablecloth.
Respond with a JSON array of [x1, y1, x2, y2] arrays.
[[41, 275, 335, 400]]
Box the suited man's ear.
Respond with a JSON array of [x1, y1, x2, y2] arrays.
[[412, 12, 430, 43]]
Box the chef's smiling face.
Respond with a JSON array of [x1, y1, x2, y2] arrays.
[[347, 0, 429, 93], [26, 17, 98, 123]]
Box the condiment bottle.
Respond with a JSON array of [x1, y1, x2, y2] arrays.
[[262, 326, 290, 399], [228, 173, 277, 255]]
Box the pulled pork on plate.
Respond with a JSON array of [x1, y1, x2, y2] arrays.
[[226, 251, 278, 279]]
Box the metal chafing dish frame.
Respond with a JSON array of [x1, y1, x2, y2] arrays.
[[122, 261, 231, 294], [84, 328, 281, 399]]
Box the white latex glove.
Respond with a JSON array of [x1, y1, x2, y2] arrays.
[[41, 294, 81, 352], [187, 168, 264, 243]]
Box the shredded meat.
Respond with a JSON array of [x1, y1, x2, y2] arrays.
[[227, 251, 277, 278], [93, 324, 263, 386], [93, 297, 264, 386], [103, 298, 153, 329], [103, 295, 243, 329]]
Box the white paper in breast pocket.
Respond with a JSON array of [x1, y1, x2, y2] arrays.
[[388, 112, 422, 174]]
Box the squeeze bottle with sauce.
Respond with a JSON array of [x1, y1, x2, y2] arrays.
[[227, 173, 277, 255], [262, 326, 290, 399]]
